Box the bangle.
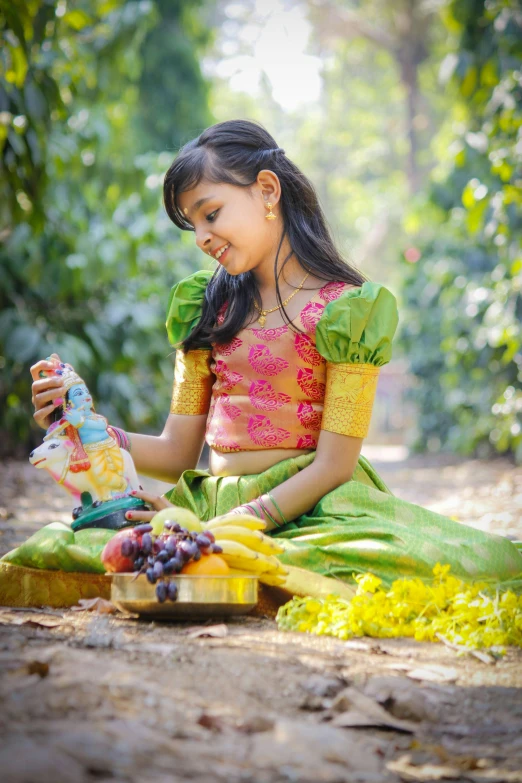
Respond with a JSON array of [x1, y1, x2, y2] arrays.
[[267, 491, 287, 526], [242, 502, 263, 519], [257, 496, 281, 528], [109, 426, 131, 453]]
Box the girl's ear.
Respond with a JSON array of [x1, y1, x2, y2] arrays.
[[257, 169, 281, 206]]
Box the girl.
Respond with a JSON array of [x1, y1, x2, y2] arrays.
[[6, 119, 522, 601]]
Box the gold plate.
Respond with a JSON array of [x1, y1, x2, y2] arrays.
[[111, 573, 259, 619]]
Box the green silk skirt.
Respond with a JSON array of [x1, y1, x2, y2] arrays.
[[2, 451, 522, 606], [165, 451, 522, 588]]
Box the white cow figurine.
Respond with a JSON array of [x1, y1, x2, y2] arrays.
[[29, 435, 140, 511]]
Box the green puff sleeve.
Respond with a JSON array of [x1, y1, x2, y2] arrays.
[[315, 281, 399, 366], [165, 269, 213, 348], [166, 270, 215, 416], [314, 282, 399, 439]]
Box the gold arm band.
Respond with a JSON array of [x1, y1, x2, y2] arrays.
[[321, 362, 380, 438], [170, 348, 214, 416]]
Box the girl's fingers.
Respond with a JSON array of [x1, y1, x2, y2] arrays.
[[129, 489, 173, 511], [33, 404, 56, 428], [125, 510, 156, 523], [30, 355, 64, 382], [32, 383, 65, 408], [30, 360, 56, 382]]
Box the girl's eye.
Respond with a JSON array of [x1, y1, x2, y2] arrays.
[[206, 210, 219, 222]]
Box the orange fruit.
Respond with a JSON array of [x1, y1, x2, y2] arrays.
[[181, 554, 230, 576]]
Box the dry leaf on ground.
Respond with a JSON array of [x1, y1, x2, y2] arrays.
[[71, 597, 118, 614]]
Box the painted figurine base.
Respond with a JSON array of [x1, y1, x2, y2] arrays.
[[32, 357, 147, 532]]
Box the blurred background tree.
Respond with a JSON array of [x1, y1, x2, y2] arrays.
[[0, 0, 214, 456], [1, 0, 521, 464], [400, 0, 522, 461]]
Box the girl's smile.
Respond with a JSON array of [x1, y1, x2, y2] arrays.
[[215, 244, 230, 264]]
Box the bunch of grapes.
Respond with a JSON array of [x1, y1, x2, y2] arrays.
[[120, 522, 223, 603]]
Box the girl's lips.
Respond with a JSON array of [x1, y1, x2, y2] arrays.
[[217, 245, 230, 264]]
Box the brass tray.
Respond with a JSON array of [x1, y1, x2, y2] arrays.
[[111, 573, 259, 619]]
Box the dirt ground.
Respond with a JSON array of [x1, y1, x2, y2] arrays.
[[1, 448, 522, 783]]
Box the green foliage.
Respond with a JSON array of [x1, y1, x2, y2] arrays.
[[0, 0, 213, 456], [400, 0, 522, 461]]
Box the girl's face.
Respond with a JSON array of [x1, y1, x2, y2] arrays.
[[177, 174, 282, 277]]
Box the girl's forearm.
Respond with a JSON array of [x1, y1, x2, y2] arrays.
[[251, 460, 353, 532], [126, 431, 203, 484], [126, 433, 183, 483]]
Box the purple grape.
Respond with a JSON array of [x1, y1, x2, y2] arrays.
[[171, 522, 182, 533], [163, 520, 174, 530], [134, 556, 145, 570], [212, 544, 223, 554], [153, 561, 164, 579], [167, 556, 183, 574], [165, 536, 177, 557], [147, 555, 155, 566], [141, 533, 152, 555], [154, 538, 165, 553], [155, 582, 167, 603], [134, 524, 153, 534], [146, 567, 156, 584], [193, 548, 202, 562], [167, 582, 178, 601], [156, 550, 169, 563], [196, 534, 211, 548], [205, 530, 216, 544], [133, 560, 142, 571], [178, 540, 194, 562], [121, 538, 134, 558]]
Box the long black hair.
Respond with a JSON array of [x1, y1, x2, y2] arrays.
[[163, 119, 366, 351]]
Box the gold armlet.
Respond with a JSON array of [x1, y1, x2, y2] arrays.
[[170, 349, 214, 416], [321, 362, 380, 438]]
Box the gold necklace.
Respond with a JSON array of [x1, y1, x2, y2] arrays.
[[253, 272, 310, 327]]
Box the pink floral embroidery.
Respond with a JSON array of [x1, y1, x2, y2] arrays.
[[250, 325, 288, 341], [294, 333, 323, 367], [247, 415, 291, 447], [296, 368, 326, 402], [249, 380, 291, 411], [216, 302, 228, 326], [300, 301, 324, 332], [214, 360, 243, 391], [212, 424, 241, 451], [297, 402, 322, 430], [205, 397, 217, 435], [217, 336, 243, 356], [319, 282, 348, 303], [296, 434, 318, 449], [216, 393, 242, 420], [248, 345, 289, 376]]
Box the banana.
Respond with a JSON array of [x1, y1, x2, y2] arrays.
[[259, 572, 288, 587], [212, 525, 285, 556], [205, 512, 267, 532], [218, 539, 287, 576]]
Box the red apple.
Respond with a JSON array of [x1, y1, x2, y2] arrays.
[[101, 530, 136, 573]]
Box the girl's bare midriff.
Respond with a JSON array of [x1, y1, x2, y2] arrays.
[[209, 447, 314, 477]]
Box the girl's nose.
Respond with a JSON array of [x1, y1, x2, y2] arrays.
[[195, 230, 212, 254]]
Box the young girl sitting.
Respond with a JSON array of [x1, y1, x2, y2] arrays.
[[11, 119, 522, 597]]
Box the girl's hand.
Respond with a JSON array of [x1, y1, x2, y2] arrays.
[[125, 489, 174, 523], [30, 352, 66, 430]]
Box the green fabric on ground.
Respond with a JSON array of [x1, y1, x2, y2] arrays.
[[1, 522, 113, 574]]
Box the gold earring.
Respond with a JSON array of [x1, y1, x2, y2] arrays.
[[265, 201, 277, 220]]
